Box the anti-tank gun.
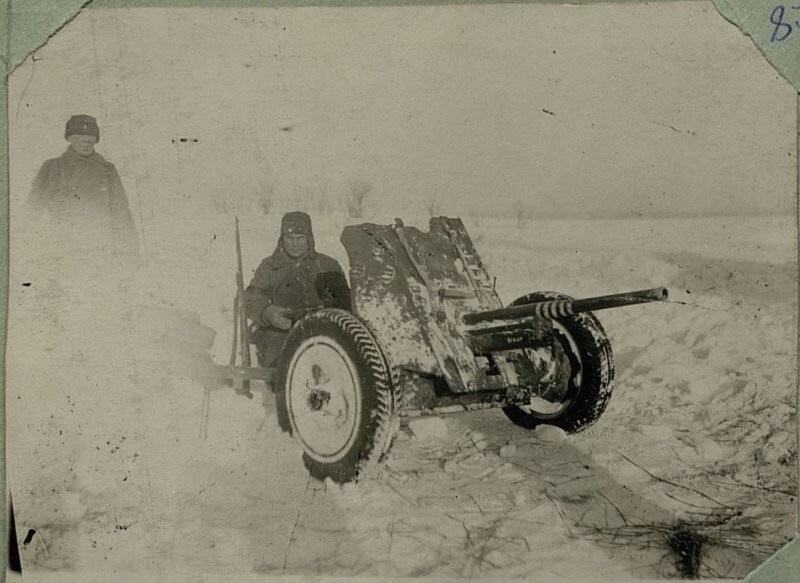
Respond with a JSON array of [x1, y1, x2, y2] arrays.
[[219, 217, 668, 483]]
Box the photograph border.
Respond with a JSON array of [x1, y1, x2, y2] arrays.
[[2, 1, 798, 581]]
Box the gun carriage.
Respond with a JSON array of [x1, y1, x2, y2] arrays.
[[216, 217, 668, 483]]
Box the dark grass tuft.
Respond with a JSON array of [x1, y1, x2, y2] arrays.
[[666, 520, 709, 578]]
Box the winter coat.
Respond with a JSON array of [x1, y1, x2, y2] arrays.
[[28, 146, 139, 259], [245, 250, 350, 328]]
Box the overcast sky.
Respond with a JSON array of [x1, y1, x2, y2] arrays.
[[8, 2, 797, 229]]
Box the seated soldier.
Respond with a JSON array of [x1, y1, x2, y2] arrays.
[[245, 211, 351, 367]]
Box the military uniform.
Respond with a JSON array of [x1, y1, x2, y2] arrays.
[[245, 212, 351, 367], [28, 115, 139, 260]]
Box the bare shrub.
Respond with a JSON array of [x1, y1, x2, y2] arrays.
[[256, 180, 275, 215], [513, 197, 534, 229], [343, 180, 372, 219], [213, 196, 238, 215], [422, 189, 445, 217], [315, 192, 333, 215]]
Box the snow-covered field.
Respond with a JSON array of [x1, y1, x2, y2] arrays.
[[6, 211, 797, 581]]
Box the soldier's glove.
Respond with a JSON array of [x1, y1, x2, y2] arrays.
[[263, 305, 293, 331]]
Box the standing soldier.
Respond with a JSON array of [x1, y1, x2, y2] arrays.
[[28, 114, 139, 260], [245, 211, 351, 368]]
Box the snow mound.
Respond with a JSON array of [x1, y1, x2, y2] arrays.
[[532, 425, 568, 443]]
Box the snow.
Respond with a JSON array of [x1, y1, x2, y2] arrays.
[[6, 209, 796, 581], [531, 425, 568, 443], [499, 444, 517, 458], [407, 417, 449, 441], [5, 1, 797, 579]]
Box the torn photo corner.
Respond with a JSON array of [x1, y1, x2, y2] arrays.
[[3, 1, 798, 581]]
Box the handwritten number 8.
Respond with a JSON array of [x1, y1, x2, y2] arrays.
[[770, 5, 793, 42]]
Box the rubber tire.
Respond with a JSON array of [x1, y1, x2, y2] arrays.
[[502, 291, 615, 433], [275, 309, 394, 483]]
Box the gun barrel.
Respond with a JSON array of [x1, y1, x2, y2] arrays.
[[463, 287, 668, 325]]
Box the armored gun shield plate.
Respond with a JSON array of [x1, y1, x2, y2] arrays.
[[341, 217, 509, 392]]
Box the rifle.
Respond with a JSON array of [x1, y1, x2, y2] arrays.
[[201, 218, 274, 422], [233, 216, 253, 398]]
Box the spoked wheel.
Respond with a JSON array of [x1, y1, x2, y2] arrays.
[[275, 309, 395, 483], [503, 291, 615, 433]]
